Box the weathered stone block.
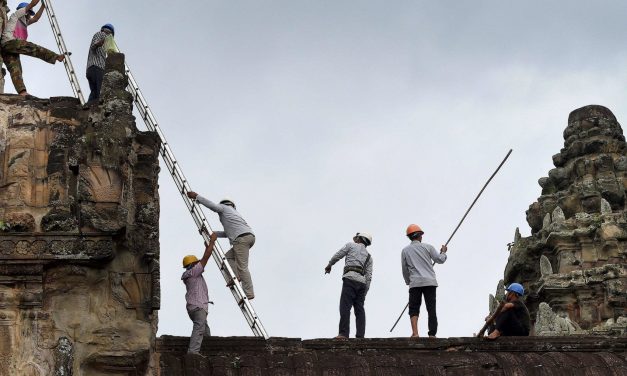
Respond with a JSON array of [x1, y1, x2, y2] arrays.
[[0, 52, 160, 375]]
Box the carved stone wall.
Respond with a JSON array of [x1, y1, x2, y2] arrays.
[[0, 53, 160, 375], [501, 105, 626, 335]]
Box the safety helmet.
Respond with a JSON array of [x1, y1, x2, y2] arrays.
[[17, 3, 34, 16], [353, 232, 372, 246], [506, 283, 524, 296], [406, 224, 424, 236], [101, 23, 115, 36], [182, 255, 198, 268], [219, 197, 235, 207]]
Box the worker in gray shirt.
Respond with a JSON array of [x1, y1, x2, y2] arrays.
[[187, 191, 256, 300], [402, 224, 447, 338], [325, 232, 373, 339]]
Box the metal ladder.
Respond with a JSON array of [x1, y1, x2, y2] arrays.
[[43, 0, 269, 339], [42, 0, 85, 104]]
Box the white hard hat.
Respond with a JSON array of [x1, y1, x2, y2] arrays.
[[219, 197, 235, 207], [354, 232, 372, 246]]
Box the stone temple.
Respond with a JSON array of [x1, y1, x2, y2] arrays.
[[0, 55, 624, 374], [499, 105, 626, 337]]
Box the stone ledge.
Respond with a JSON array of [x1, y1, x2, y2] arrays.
[[158, 335, 627, 353], [156, 336, 627, 375]]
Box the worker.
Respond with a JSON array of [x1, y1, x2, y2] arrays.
[[186, 191, 256, 300], [325, 232, 373, 339], [0, 2, 8, 93], [86, 24, 114, 103], [401, 224, 447, 338], [182, 232, 218, 354], [0, 0, 64, 96], [486, 283, 530, 339]]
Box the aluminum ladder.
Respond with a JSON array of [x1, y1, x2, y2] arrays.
[[42, 0, 85, 104], [42, 0, 270, 339]]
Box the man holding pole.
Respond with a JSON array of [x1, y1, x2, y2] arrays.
[[401, 224, 447, 338]]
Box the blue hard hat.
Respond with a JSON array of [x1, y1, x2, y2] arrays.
[[506, 283, 525, 296], [101, 23, 115, 36], [17, 2, 35, 16]]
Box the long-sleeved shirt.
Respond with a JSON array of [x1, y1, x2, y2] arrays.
[[87, 31, 107, 70], [196, 195, 254, 243], [329, 242, 373, 290], [401, 240, 447, 288], [181, 262, 209, 312], [2, 8, 28, 44]]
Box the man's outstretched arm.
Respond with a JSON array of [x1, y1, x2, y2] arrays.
[[200, 232, 218, 267], [25, 0, 40, 13], [28, 1, 44, 24], [187, 191, 223, 213]]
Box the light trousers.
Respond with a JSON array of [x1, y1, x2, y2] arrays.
[[225, 234, 256, 298], [187, 306, 210, 353]]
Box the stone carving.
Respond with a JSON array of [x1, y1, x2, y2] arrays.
[[591, 316, 627, 336], [542, 213, 551, 229], [600, 198, 612, 215], [540, 255, 553, 277], [0, 53, 160, 375], [488, 279, 505, 315], [535, 302, 581, 336], [501, 105, 627, 334], [53, 337, 73, 376], [552, 206, 565, 223], [0, 236, 113, 260]]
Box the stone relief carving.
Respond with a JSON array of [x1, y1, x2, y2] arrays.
[[535, 302, 581, 336], [540, 255, 553, 277], [0, 53, 160, 375]]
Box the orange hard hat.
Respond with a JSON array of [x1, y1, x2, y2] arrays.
[[406, 224, 423, 236]]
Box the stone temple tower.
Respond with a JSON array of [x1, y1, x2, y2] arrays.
[[501, 105, 626, 335], [0, 54, 161, 374]]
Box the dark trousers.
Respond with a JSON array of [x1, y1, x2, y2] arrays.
[[494, 309, 529, 336], [86, 65, 105, 102], [339, 278, 367, 338], [408, 286, 438, 336]]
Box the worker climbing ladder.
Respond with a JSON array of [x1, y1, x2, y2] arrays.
[[42, 0, 270, 339]]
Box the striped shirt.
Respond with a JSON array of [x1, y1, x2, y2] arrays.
[[87, 31, 107, 70], [181, 262, 209, 312]]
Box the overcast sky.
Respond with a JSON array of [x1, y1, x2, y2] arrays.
[[14, 1, 627, 339]]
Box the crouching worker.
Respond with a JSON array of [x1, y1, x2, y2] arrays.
[[486, 283, 530, 339], [182, 232, 217, 354], [325, 232, 373, 339], [1, 0, 64, 96]]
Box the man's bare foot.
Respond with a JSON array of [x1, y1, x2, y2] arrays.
[[410, 334, 419, 339], [334, 335, 348, 340], [56, 54, 65, 62], [18, 91, 29, 96], [486, 329, 501, 340]]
